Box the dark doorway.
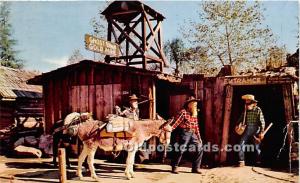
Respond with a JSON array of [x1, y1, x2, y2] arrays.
[[155, 80, 171, 119], [155, 80, 192, 119], [227, 85, 288, 167]]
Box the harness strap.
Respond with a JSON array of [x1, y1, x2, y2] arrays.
[[242, 108, 247, 125], [52, 117, 82, 135], [112, 132, 118, 152], [88, 122, 106, 138]]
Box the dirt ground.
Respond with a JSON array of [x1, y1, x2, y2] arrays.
[[0, 156, 298, 183]]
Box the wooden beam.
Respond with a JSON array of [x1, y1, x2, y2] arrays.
[[111, 10, 139, 16], [150, 47, 161, 57], [107, 21, 112, 42], [145, 54, 163, 63], [131, 29, 143, 41], [282, 85, 294, 138], [105, 21, 113, 63], [130, 18, 156, 23], [142, 11, 167, 68], [152, 80, 156, 120], [118, 16, 142, 43], [142, 13, 147, 69], [146, 21, 160, 41], [160, 62, 163, 72], [213, 78, 225, 163], [109, 55, 143, 60], [146, 22, 161, 51], [109, 20, 124, 57], [158, 22, 163, 55], [143, 10, 155, 36], [220, 85, 233, 164], [126, 24, 129, 65], [127, 60, 161, 65], [157, 24, 166, 70], [110, 18, 144, 54], [129, 49, 140, 63]]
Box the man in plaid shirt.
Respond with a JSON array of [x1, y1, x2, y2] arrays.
[[238, 94, 265, 167], [166, 96, 203, 174]]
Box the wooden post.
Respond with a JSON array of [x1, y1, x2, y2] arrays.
[[58, 148, 67, 183], [105, 20, 112, 63], [152, 81, 156, 120], [125, 24, 129, 65], [142, 11, 147, 70], [219, 85, 233, 164], [282, 84, 294, 169], [149, 87, 153, 120], [149, 80, 157, 159], [213, 78, 225, 163]]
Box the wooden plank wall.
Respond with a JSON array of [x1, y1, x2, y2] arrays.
[[282, 84, 294, 157], [69, 84, 121, 120], [169, 94, 187, 117], [219, 84, 233, 163], [43, 65, 153, 133], [186, 77, 226, 166], [165, 76, 295, 165], [0, 101, 15, 129], [212, 78, 225, 162]]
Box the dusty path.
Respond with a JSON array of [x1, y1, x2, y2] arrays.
[[0, 156, 298, 183]]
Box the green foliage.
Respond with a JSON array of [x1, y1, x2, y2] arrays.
[[183, 1, 275, 75], [164, 38, 186, 75], [266, 46, 287, 69], [0, 2, 23, 69]]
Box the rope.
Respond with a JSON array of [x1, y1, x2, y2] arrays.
[[276, 121, 292, 159], [251, 167, 294, 182], [112, 150, 122, 159]]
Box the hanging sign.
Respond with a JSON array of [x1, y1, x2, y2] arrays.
[[84, 34, 120, 57]]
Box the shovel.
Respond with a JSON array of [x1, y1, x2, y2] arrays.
[[253, 123, 273, 144]]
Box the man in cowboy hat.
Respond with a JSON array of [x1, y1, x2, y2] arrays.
[[115, 94, 149, 163], [237, 94, 265, 167], [165, 95, 203, 174], [115, 94, 139, 120]]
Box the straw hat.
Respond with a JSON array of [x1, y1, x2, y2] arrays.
[[129, 94, 138, 101], [241, 94, 258, 103]]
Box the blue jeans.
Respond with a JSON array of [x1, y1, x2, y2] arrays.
[[239, 125, 261, 161], [171, 128, 203, 169]]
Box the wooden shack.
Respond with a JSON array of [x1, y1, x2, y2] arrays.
[[178, 67, 298, 167], [0, 66, 43, 129], [28, 60, 181, 134]]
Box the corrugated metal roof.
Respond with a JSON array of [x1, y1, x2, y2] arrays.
[[0, 66, 42, 100]]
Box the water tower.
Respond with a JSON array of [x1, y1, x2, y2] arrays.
[[102, 0, 168, 71]]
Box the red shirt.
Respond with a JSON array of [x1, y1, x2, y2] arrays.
[[171, 109, 200, 139]]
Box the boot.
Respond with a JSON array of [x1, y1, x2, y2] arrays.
[[171, 166, 179, 174], [191, 168, 202, 174], [238, 161, 245, 167]]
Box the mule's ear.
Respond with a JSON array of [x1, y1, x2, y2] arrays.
[[163, 124, 172, 132], [156, 114, 163, 120], [166, 117, 174, 124]]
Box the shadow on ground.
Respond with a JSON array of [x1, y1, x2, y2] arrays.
[[4, 160, 171, 182]]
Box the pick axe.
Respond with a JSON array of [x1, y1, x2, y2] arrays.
[[253, 123, 273, 144]]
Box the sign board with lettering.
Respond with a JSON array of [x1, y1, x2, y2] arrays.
[[224, 76, 267, 85], [84, 34, 120, 57], [224, 76, 293, 85]]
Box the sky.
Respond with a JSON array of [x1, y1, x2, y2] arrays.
[[9, 1, 299, 72]]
